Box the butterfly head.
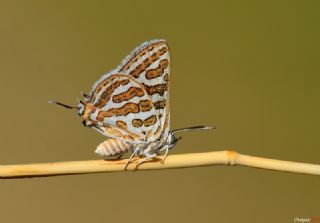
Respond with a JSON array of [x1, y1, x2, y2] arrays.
[[49, 95, 92, 118], [77, 100, 86, 116], [77, 91, 92, 116], [78, 103, 97, 127]]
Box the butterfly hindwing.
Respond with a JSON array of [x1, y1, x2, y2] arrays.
[[84, 74, 161, 144]]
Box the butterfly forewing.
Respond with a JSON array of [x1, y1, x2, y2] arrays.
[[83, 39, 170, 148]]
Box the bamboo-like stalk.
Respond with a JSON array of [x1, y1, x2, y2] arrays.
[[0, 150, 319, 178]]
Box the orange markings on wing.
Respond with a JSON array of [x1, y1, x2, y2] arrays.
[[158, 47, 168, 55], [154, 126, 161, 137], [91, 79, 117, 103], [121, 43, 168, 78], [96, 102, 139, 121], [163, 113, 169, 130], [120, 42, 167, 72], [112, 87, 145, 103], [164, 73, 169, 82], [143, 83, 168, 96], [123, 135, 135, 141], [105, 127, 123, 138], [154, 100, 166, 110], [138, 99, 153, 112], [146, 129, 153, 139], [145, 59, 169, 80], [116, 120, 127, 130], [91, 77, 130, 107], [143, 115, 157, 127], [132, 119, 143, 128], [129, 58, 152, 78], [120, 79, 130, 85]]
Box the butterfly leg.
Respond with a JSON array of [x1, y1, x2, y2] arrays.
[[124, 146, 140, 170], [160, 145, 169, 164], [133, 153, 157, 171]]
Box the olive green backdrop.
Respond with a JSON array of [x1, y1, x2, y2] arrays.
[[0, 1, 319, 222]]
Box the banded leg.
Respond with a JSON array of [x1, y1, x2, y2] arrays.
[[160, 145, 169, 164], [134, 153, 157, 171], [132, 145, 157, 170], [124, 146, 141, 170]]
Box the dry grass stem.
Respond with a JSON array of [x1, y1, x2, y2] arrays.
[[0, 150, 319, 178]]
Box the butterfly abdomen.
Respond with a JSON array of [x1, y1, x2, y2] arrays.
[[95, 139, 132, 157]]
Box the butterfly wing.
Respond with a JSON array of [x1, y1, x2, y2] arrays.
[[118, 39, 171, 141], [84, 39, 170, 144], [84, 74, 161, 144]]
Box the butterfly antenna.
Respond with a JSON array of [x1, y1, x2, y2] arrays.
[[48, 100, 77, 109], [172, 126, 215, 134]]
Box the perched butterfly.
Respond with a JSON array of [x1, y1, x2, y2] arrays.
[[50, 39, 214, 169]]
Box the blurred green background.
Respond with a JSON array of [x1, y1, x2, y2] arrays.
[[0, 1, 319, 222]]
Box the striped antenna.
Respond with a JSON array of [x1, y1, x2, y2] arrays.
[[172, 126, 215, 134], [48, 100, 77, 109]]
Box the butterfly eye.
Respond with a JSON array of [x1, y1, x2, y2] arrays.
[[77, 102, 85, 116], [82, 120, 94, 127]]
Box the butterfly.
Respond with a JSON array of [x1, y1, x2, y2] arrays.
[[50, 39, 214, 169]]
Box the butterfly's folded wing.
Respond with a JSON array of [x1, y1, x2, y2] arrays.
[[117, 39, 171, 141], [86, 39, 171, 144], [86, 74, 161, 144]]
